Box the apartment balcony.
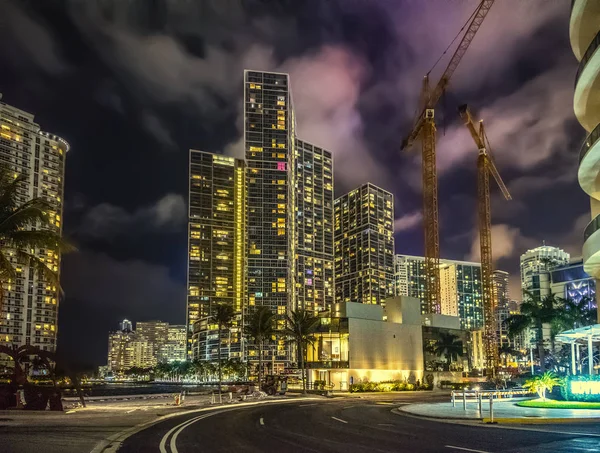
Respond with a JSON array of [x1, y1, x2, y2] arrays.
[[574, 29, 600, 132], [583, 213, 600, 278], [570, 0, 600, 61], [578, 123, 600, 200]]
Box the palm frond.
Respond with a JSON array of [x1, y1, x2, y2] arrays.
[[0, 198, 53, 234], [15, 249, 59, 285], [7, 230, 76, 253]]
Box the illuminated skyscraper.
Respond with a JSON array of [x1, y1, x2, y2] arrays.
[[186, 150, 246, 360], [520, 245, 569, 299], [244, 71, 296, 367], [0, 94, 68, 353], [295, 139, 335, 312], [334, 183, 395, 305]]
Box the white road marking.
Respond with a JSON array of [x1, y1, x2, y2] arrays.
[[445, 446, 491, 453], [299, 403, 319, 407], [331, 416, 348, 424], [259, 417, 265, 426], [126, 409, 137, 413], [377, 423, 394, 426]]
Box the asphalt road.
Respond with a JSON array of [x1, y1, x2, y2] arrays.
[[119, 396, 600, 453]]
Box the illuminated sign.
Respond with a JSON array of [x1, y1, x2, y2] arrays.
[[570, 380, 600, 395]]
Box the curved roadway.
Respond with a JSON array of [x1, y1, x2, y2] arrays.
[[119, 396, 600, 453]]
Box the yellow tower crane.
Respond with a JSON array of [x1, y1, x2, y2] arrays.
[[458, 104, 512, 377], [402, 0, 495, 314]]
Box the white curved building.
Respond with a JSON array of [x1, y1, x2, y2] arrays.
[[573, 0, 600, 323]]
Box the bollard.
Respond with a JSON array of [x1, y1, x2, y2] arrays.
[[462, 391, 466, 410], [477, 392, 482, 413], [451, 391, 455, 407], [488, 393, 495, 424]]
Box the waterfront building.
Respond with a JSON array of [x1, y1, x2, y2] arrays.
[[186, 150, 246, 360]]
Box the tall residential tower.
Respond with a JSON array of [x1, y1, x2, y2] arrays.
[[334, 183, 395, 305], [294, 139, 335, 312], [0, 94, 68, 352], [186, 150, 246, 360], [245, 71, 296, 367]]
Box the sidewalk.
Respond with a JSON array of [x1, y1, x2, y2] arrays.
[[398, 399, 600, 424]]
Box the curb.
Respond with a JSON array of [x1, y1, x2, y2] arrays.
[[90, 396, 322, 453], [483, 417, 600, 424], [392, 407, 483, 421]]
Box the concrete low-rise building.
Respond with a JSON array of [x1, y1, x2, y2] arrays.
[[305, 297, 468, 390]]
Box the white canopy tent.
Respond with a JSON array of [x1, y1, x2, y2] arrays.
[[555, 324, 600, 376]]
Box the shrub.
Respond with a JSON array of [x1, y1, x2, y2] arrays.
[[348, 380, 425, 393]]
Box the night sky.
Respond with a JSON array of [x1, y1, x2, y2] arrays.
[[0, 0, 587, 369]]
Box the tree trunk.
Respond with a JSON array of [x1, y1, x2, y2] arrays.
[[537, 325, 545, 373], [258, 339, 263, 388], [300, 340, 306, 394], [217, 324, 222, 398]]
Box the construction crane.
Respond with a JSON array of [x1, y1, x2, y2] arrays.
[[458, 104, 511, 377], [402, 0, 495, 315]]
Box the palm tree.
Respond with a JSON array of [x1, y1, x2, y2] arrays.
[[558, 296, 597, 330], [243, 306, 274, 386], [0, 344, 55, 385], [432, 333, 464, 369], [505, 291, 561, 372], [283, 309, 320, 394], [210, 304, 235, 397], [498, 344, 516, 367], [0, 167, 75, 314], [523, 371, 563, 401]]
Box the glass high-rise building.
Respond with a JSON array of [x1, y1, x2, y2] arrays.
[[334, 183, 395, 305], [0, 94, 68, 352], [295, 139, 334, 312], [520, 245, 569, 299], [244, 70, 296, 366], [395, 254, 492, 330], [186, 150, 246, 360]]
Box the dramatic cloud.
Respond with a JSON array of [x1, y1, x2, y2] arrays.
[[141, 111, 177, 150], [0, 1, 68, 75], [394, 211, 423, 233], [80, 193, 186, 239]]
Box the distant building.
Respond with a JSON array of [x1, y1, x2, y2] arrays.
[[520, 245, 569, 299], [107, 320, 183, 372], [137, 321, 169, 368], [0, 94, 69, 353], [334, 183, 395, 305], [294, 139, 335, 312], [548, 258, 596, 305], [395, 254, 484, 330], [159, 325, 187, 363], [120, 319, 133, 332], [187, 150, 246, 360]]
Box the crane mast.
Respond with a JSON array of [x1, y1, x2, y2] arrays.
[[459, 104, 511, 377], [402, 0, 495, 314]]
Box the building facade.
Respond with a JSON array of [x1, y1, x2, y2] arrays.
[[244, 70, 297, 367], [395, 254, 485, 330], [186, 150, 246, 359], [294, 139, 335, 312], [572, 0, 600, 323], [334, 183, 395, 305], [0, 94, 68, 352], [548, 258, 597, 304], [520, 245, 570, 299], [158, 325, 187, 363]]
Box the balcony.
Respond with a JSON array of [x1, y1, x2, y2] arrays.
[[574, 29, 600, 132], [570, 0, 600, 61], [583, 213, 600, 278], [578, 123, 600, 200]]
